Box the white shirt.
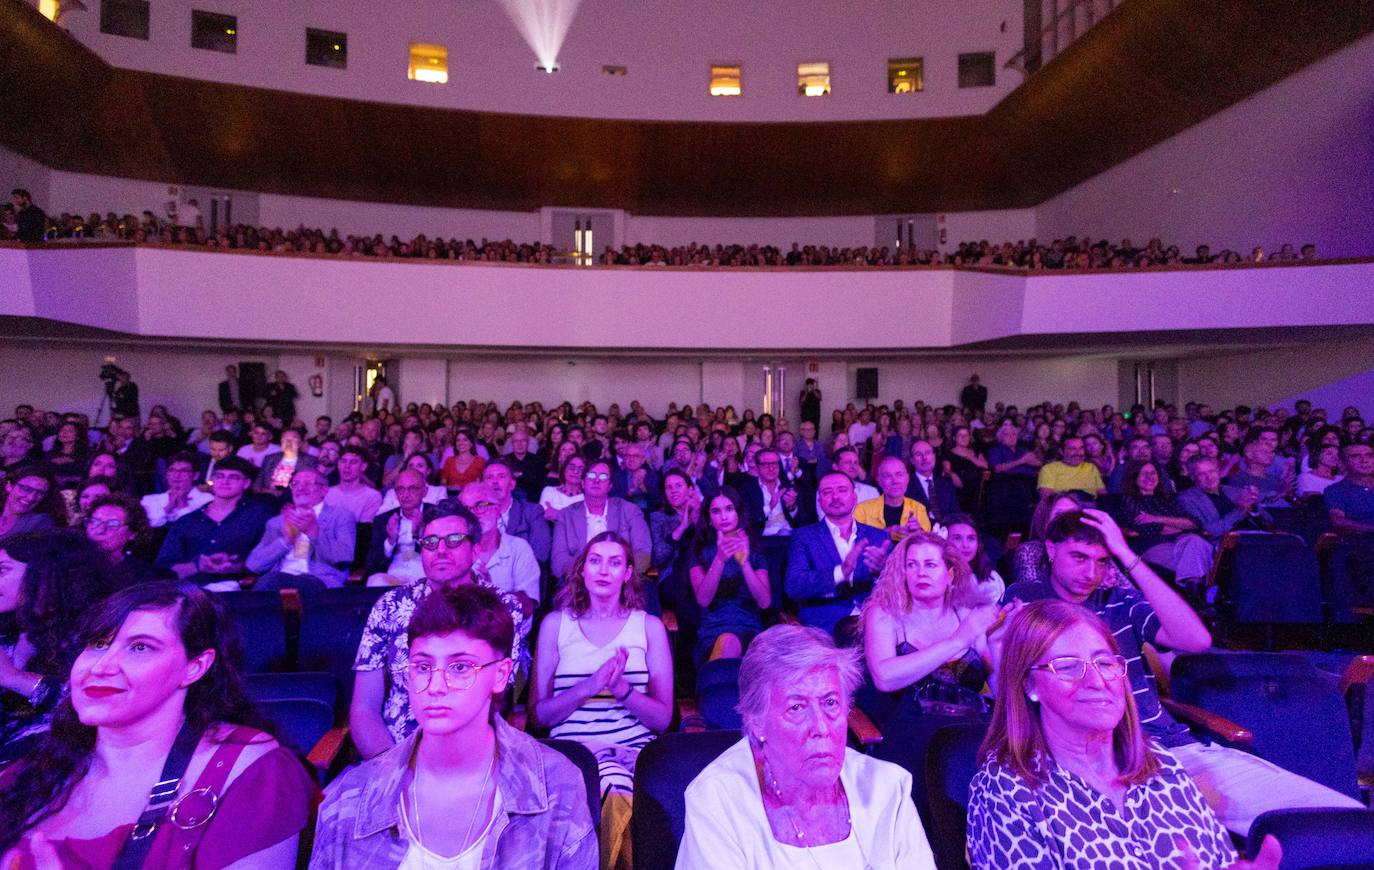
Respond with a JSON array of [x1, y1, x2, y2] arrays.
[[398, 789, 501, 870], [760, 480, 791, 537], [279, 502, 324, 576], [374, 385, 396, 412], [236, 443, 282, 468], [585, 504, 609, 542], [475, 533, 541, 604], [140, 488, 213, 528], [383, 514, 426, 582], [824, 517, 858, 585], [540, 485, 584, 513], [676, 738, 935, 870], [847, 421, 877, 446]]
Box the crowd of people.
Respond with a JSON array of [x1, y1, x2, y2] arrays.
[[5, 189, 1325, 269], [0, 376, 1371, 868]]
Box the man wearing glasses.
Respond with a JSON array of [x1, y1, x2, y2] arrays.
[[550, 458, 651, 580], [1002, 509, 1362, 834], [350, 501, 531, 760], [246, 466, 356, 592]]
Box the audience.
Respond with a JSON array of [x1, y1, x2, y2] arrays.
[[944, 513, 1006, 606], [323, 445, 382, 523], [459, 482, 541, 612], [1118, 459, 1213, 588], [677, 624, 935, 868], [363, 467, 430, 587], [314, 584, 597, 869], [786, 472, 890, 635], [140, 451, 211, 528], [155, 456, 271, 590], [0, 581, 315, 866]]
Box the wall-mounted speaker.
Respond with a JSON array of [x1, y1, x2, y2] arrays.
[[856, 367, 879, 399]]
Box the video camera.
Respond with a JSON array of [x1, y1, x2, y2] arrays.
[[99, 362, 128, 397]]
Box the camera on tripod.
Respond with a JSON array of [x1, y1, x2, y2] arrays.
[[99, 362, 127, 397]]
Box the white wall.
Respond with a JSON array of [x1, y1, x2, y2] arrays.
[[447, 358, 708, 410], [623, 215, 878, 249], [395, 358, 449, 408], [1176, 335, 1374, 416], [1036, 34, 1374, 258], [58, 0, 1021, 123], [0, 144, 50, 207], [256, 194, 540, 241], [839, 356, 1119, 409], [939, 208, 1037, 250]]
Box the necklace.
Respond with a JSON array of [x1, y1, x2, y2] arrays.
[[409, 744, 495, 865], [758, 746, 876, 870]]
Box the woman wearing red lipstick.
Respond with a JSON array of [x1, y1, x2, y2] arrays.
[[0, 581, 315, 868]]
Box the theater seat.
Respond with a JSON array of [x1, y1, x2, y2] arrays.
[[214, 590, 290, 672], [632, 730, 741, 870], [1171, 652, 1362, 801], [1211, 532, 1323, 644], [923, 722, 987, 870], [297, 586, 388, 706], [1246, 808, 1374, 869], [542, 738, 603, 833], [694, 658, 742, 730]]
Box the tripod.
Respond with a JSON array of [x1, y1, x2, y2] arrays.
[[93, 388, 114, 428]]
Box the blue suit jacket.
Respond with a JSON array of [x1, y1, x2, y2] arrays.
[[785, 520, 889, 635]]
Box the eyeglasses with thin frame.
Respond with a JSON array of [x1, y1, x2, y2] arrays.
[[85, 517, 127, 531], [584, 472, 611, 481], [1028, 655, 1128, 683], [408, 657, 506, 691], [12, 481, 49, 498], [417, 532, 471, 551]]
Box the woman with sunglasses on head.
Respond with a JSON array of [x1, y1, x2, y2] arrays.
[[0, 581, 314, 868], [967, 599, 1281, 869], [350, 502, 531, 761]]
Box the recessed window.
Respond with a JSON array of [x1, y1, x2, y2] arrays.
[[888, 57, 924, 94], [797, 62, 831, 97], [709, 64, 741, 97], [602, 65, 627, 77], [191, 10, 237, 54], [99, 0, 149, 39], [958, 52, 996, 88], [409, 43, 448, 84], [306, 29, 347, 69]]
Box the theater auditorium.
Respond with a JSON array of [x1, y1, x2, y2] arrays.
[[1, 0, 1373, 867]]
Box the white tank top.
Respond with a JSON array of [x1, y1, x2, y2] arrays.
[[550, 610, 653, 748]]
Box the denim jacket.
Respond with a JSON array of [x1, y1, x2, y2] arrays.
[[309, 716, 598, 870]]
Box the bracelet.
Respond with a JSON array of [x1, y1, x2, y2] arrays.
[[614, 685, 633, 702], [1123, 554, 1143, 573]]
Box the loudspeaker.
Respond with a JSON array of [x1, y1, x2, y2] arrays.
[[856, 367, 879, 399]]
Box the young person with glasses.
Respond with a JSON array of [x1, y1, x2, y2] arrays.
[[349, 501, 531, 760], [314, 584, 596, 869]]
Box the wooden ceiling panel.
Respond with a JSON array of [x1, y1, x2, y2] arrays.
[[1, 0, 1369, 215]]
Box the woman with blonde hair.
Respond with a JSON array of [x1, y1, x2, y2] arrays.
[[968, 599, 1281, 869]]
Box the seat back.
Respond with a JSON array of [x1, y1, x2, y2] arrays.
[[1217, 533, 1323, 625], [694, 658, 742, 730], [255, 697, 335, 759], [1320, 538, 1374, 625], [215, 590, 290, 672], [246, 671, 340, 712], [541, 738, 604, 832], [1246, 808, 1374, 869], [924, 722, 988, 870], [1171, 653, 1360, 801], [632, 730, 741, 870], [297, 586, 389, 705]]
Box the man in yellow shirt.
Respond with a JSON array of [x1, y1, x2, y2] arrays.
[[1037, 436, 1107, 498], [854, 456, 931, 541]]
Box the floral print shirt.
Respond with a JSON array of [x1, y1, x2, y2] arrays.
[[352, 578, 530, 741]]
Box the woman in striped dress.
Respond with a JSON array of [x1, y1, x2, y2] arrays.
[[532, 531, 674, 868]]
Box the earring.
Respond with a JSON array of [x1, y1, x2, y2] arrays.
[[1028, 693, 1039, 702]]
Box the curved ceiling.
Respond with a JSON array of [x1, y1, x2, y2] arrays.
[[1, 0, 1371, 216]]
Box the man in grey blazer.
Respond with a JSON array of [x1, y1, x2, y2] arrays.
[[247, 466, 357, 591], [1177, 455, 1270, 538], [550, 458, 652, 580]]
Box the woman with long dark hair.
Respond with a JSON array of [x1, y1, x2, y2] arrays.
[[0, 581, 314, 866], [689, 486, 770, 665]]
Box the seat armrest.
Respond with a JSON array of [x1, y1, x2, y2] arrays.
[[847, 706, 883, 750], [1161, 698, 1253, 746], [278, 588, 304, 618], [307, 725, 351, 778], [1339, 655, 1374, 697]]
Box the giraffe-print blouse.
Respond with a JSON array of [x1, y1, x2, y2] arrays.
[[967, 745, 1237, 869]]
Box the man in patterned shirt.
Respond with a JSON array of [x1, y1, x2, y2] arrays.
[[1003, 509, 1363, 834], [349, 500, 531, 759]]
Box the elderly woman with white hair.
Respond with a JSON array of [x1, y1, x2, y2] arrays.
[[676, 624, 935, 869]]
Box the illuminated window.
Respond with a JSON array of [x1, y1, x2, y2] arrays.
[[888, 58, 924, 94], [797, 62, 830, 97], [409, 43, 448, 84], [191, 10, 237, 53], [38, 0, 58, 21], [99, 0, 149, 39], [709, 64, 741, 97], [573, 218, 595, 266], [958, 52, 996, 88], [306, 28, 346, 69]]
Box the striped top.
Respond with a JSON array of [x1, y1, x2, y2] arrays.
[[549, 610, 654, 749]]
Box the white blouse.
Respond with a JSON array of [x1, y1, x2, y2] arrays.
[[676, 738, 935, 870]]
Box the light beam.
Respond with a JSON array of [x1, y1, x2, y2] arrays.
[[497, 0, 584, 73]]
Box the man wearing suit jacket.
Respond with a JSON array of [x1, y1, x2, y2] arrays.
[[1177, 455, 1271, 537], [551, 458, 651, 580], [736, 448, 816, 609], [906, 439, 961, 524], [786, 472, 891, 635], [483, 458, 552, 564], [246, 466, 356, 591], [363, 468, 430, 586], [218, 364, 243, 413]]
